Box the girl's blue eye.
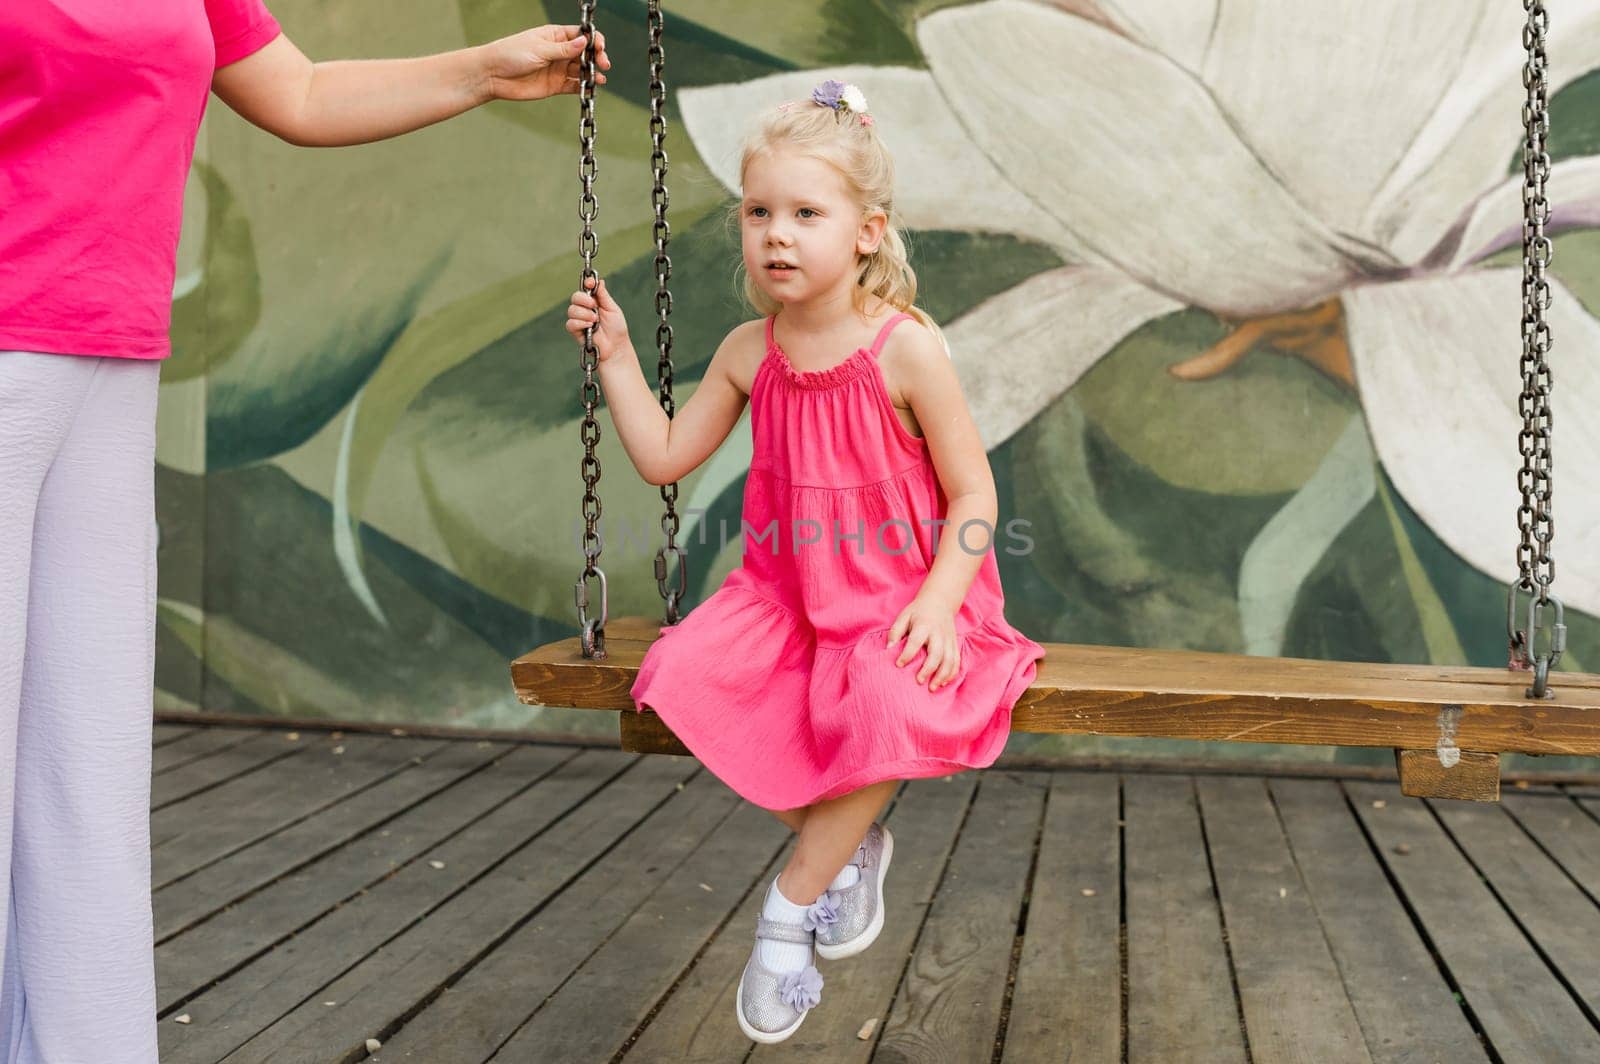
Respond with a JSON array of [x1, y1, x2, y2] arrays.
[[798, 208, 817, 218], [749, 206, 767, 218]]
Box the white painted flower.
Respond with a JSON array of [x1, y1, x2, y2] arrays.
[[840, 84, 869, 114], [679, 0, 1600, 626]]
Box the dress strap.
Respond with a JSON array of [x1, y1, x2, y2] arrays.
[[867, 312, 915, 358], [765, 314, 778, 351]]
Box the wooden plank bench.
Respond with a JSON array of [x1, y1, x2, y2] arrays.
[[512, 617, 1600, 802]]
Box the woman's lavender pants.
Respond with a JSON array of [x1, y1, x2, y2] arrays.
[[0, 351, 160, 1064]]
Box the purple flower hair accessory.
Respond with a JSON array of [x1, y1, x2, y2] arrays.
[[811, 79, 847, 109], [811, 80, 870, 117]]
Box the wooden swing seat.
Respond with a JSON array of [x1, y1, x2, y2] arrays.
[[512, 616, 1600, 803]]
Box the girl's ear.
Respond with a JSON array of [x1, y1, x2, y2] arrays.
[[857, 210, 888, 256]]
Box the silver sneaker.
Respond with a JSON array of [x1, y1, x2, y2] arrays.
[[735, 914, 824, 1043], [813, 821, 894, 960]]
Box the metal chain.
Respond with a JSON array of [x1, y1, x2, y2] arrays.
[[1507, 0, 1564, 697], [648, 0, 688, 625], [573, 0, 608, 660]]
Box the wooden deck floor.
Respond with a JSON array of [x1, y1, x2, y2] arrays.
[[149, 723, 1600, 1064]]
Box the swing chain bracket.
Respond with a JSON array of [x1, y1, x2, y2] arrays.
[[655, 542, 687, 625], [575, 566, 609, 660], [1508, 583, 1565, 699]]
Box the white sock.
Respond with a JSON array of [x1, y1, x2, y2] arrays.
[[828, 831, 870, 890], [758, 876, 815, 972]]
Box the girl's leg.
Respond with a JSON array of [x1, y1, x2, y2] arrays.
[[776, 780, 896, 904], [2, 355, 161, 1064], [768, 806, 808, 834]]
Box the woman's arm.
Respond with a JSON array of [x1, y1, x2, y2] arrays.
[[211, 25, 609, 147]]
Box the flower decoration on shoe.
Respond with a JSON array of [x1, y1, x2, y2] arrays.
[[803, 890, 841, 932], [778, 965, 824, 1012]]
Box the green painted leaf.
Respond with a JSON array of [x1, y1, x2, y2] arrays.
[[875, 0, 983, 30], [207, 256, 446, 469], [1508, 69, 1600, 173], [1071, 307, 1360, 496], [911, 230, 1065, 324], [1005, 390, 1284, 652], [459, 0, 795, 123], [1551, 228, 1600, 319], [408, 205, 746, 431], [663, 0, 918, 69], [339, 217, 661, 562], [1374, 474, 1467, 665], [168, 163, 261, 382], [202, 464, 553, 725]]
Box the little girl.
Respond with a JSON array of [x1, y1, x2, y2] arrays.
[[565, 79, 1044, 1044]]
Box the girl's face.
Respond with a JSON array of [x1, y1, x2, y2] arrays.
[[741, 146, 885, 309]]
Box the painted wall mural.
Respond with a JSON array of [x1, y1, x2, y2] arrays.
[[157, 0, 1600, 771]]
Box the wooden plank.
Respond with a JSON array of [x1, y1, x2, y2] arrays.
[[1434, 796, 1600, 1017], [152, 739, 515, 942], [159, 748, 654, 1064], [153, 722, 198, 747], [1395, 749, 1500, 801], [150, 734, 440, 888], [470, 798, 790, 1061], [154, 743, 577, 1012], [873, 771, 1045, 1064], [372, 778, 770, 1062], [1124, 774, 1247, 1064], [1505, 793, 1600, 900], [621, 709, 692, 756], [152, 726, 262, 774], [1196, 777, 1371, 1063], [1347, 781, 1600, 1060], [515, 624, 1600, 700], [149, 730, 304, 809], [152, 727, 259, 773], [515, 632, 1600, 757], [1270, 780, 1488, 1064], [760, 776, 976, 1064], [1000, 772, 1121, 1064], [212, 758, 723, 1064]]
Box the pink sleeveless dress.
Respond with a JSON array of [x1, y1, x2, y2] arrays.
[[630, 312, 1046, 811]]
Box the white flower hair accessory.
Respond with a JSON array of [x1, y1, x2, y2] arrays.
[[811, 80, 873, 126]]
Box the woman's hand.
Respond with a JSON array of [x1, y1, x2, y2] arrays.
[[566, 277, 632, 362], [887, 593, 962, 691], [477, 24, 611, 102]]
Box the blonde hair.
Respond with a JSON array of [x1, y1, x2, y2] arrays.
[[735, 99, 948, 351]]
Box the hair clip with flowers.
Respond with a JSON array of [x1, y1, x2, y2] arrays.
[[811, 80, 872, 126]]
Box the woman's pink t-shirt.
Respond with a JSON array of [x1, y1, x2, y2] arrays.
[[0, 1, 282, 360]]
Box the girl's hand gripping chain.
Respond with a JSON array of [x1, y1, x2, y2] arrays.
[[566, 277, 632, 363]]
